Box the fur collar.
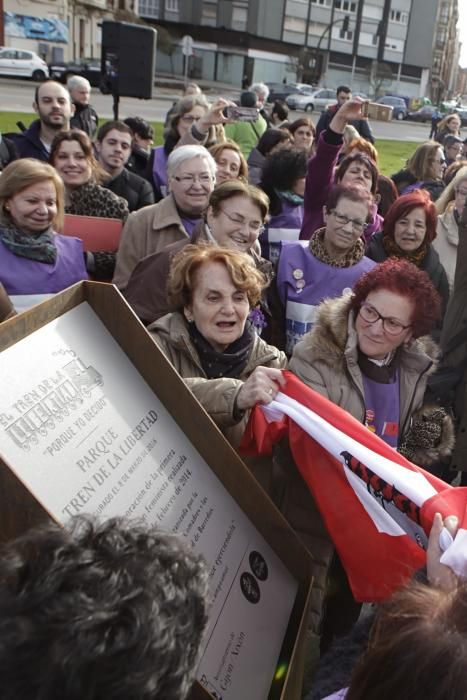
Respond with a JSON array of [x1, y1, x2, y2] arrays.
[[300, 293, 440, 372]]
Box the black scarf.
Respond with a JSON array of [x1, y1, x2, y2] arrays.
[[0, 223, 57, 264], [188, 321, 253, 379], [357, 349, 400, 384]]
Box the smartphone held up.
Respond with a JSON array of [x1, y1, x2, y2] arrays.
[[223, 105, 259, 122]]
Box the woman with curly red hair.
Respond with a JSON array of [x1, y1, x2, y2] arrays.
[[366, 189, 449, 313], [290, 257, 452, 463]]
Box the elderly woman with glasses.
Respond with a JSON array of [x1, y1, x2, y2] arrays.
[[123, 180, 272, 328], [274, 183, 375, 354], [113, 145, 216, 290], [366, 190, 449, 316]]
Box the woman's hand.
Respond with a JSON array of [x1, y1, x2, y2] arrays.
[[235, 367, 286, 412], [427, 511, 459, 592], [196, 98, 236, 134], [329, 97, 366, 134]]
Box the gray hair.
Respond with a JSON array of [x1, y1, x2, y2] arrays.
[[67, 75, 91, 92], [250, 82, 270, 100], [167, 145, 217, 179]]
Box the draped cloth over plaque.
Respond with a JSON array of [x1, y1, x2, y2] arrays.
[[241, 371, 467, 602]]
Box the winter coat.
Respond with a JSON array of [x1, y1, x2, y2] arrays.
[[70, 103, 99, 138], [104, 168, 155, 212], [315, 104, 375, 143], [9, 119, 49, 161], [112, 193, 189, 290], [224, 115, 267, 159], [434, 204, 459, 291], [299, 131, 383, 241], [66, 181, 129, 221], [390, 167, 445, 201], [366, 231, 450, 315], [148, 311, 287, 449]]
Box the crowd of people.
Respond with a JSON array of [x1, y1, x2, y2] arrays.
[[0, 77, 467, 698]]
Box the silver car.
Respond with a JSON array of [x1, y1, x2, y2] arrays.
[[286, 88, 337, 112]]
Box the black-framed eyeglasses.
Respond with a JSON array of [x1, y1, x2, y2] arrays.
[[359, 302, 411, 336], [329, 209, 367, 233], [172, 173, 214, 186]]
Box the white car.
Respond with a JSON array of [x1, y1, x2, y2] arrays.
[[286, 88, 337, 112], [0, 47, 49, 81]]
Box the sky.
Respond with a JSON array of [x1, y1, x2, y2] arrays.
[[459, 0, 467, 68]]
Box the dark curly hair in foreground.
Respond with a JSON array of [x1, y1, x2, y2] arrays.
[[0, 517, 208, 700]]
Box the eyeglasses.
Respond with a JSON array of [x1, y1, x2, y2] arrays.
[[180, 115, 202, 124], [359, 302, 411, 336], [431, 158, 446, 165], [329, 209, 367, 233], [172, 173, 214, 186], [220, 208, 264, 234]]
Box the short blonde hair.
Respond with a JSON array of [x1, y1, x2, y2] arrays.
[[168, 244, 266, 311], [0, 158, 65, 231]]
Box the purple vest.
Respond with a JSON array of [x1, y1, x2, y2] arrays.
[[259, 200, 304, 266], [0, 234, 88, 295], [322, 690, 348, 700], [277, 241, 375, 354], [151, 146, 168, 198], [362, 371, 400, 448]]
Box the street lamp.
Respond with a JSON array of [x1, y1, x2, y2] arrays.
[[312, 15, 350, 85]]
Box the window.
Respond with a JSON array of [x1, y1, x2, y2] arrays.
[[232, 5, 247, 31], [332, 26, 353, 41], [138, 0, 160, 18], [334, 0, 356, 11], [284, 16, 306, 33], [17, 51, 33, 60], [202, 1, 217, 26], [384, 37, 404, 52], [165, 0, 179, 10], [389, 9, 408, 24], [311, 0, 331, 6]]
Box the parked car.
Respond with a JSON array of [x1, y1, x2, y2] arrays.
[[265, 82, 315, 103], [0, 47, 48, 81], [48, 58, 101, 87], [286, 88, 337, 112], [406, 105, 439, 123], [377, 96, 407, 120]]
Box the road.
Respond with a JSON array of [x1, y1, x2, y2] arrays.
[[0, 77, 433, 141]]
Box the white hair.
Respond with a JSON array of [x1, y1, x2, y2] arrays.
[[250, 82, 270, 100], [67, 75, 91, 92], [167, 145, 217, 179]]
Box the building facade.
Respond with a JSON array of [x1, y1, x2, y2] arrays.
[[138, 0, 460, 99]]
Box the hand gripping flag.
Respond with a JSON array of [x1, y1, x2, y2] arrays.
[[240, 371, 467, 602]]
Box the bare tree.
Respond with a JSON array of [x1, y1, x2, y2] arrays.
[[367, 60, 394, 99]]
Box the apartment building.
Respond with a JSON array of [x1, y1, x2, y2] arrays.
[[139, 0, 460, 99]]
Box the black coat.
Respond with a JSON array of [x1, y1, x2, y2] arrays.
[[70, 103, 99, 138], [104, 168, 155, 212]]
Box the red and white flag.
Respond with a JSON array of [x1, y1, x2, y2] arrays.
[[240, 371, 467, 602]]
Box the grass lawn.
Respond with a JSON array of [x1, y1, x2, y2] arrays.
[[0, 111, 416, 177]]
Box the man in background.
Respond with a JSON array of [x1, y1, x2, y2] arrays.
[[68, 75, 99, 138], [316, 85, 375, 143], [9, 80, 73, 161], [96, 121, 154, 212]]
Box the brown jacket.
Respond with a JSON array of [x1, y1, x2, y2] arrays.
[[113, 193, 188, 290], [123, 222, 209, 325], [148, 311, 287, 448]]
